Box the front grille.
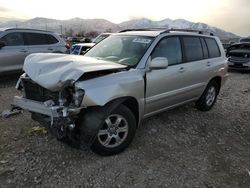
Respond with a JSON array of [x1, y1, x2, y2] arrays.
[[21, 78, 59, 103], [229, 56, 249, 64]]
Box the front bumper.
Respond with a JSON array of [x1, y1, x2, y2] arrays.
[[228, 65, 250, 71], [228, 61, 250, 71], [13, 96, 82, 119]]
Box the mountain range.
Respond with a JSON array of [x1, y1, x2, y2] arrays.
[[0, 17, 239, 40]]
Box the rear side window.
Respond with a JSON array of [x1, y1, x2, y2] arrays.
[[205, 38, 221, 58], [182, 37, 203, 62], [1, 32, 24, 46], [24, 33, 58, 45], [46, 34, 59, 44], [151, 37, 182, 66]]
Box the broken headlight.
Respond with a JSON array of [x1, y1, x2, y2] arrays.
[[73, 88, 85, 107]]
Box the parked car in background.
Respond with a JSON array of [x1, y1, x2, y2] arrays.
[[222, 43, 231, 52], [67, 37, 83, 44], [70, 43, 95, 55], [239, 37, 250, 43], [0, 28, 69, 74], [227, 42, 250, 71], [13, 29, 228, 155], [92, 33, 111, 43], [69, 33, 111, 53]]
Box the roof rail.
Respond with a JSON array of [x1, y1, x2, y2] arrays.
[[119, 28, 167, 33], [5, 28, 54, 33], [119, 28, 214, 36], [161, 28, 214, 36]]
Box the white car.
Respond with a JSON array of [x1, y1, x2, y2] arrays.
[[70, 43, 95, 55]]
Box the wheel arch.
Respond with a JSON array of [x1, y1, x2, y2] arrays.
[[104, 96, 140, 127], [209, 76, 222, 92]]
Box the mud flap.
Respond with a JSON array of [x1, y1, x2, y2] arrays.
[[79, 98, 127, 150]]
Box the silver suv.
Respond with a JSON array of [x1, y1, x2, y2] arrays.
[[0, 28, 68, 74], [13, 29, 228, 155]]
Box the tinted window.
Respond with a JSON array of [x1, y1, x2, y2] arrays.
[[151, 37, 182, 66], [200, 38, 209, 59], [25, 33, 58, 45], [183, 37, 203, 62], [205, 38, 220, 58], [1, 32, 24, 46], [46, 34, 59, 44]]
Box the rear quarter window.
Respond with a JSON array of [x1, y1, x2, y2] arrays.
[[205, 38, 221, 58]]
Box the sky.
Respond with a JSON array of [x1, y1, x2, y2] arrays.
[[0, 0, 249, 36]]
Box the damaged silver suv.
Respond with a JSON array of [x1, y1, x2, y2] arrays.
[[13, 29, 228, 155]]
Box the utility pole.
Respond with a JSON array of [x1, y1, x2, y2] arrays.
[[60, 25, 63, 36]]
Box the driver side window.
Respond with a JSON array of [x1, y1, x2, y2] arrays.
[[151, 37, 182, 66]]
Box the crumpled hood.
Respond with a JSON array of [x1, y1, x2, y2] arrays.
[[23, 53, 126, 91]]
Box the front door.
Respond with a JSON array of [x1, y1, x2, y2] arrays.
[[145, 36, 205, 116], [0, 32, 29, 73]]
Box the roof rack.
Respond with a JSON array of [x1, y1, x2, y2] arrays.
[[119, 28, 214, 36], [5, 28, 54, 33], [162, 28, 214, 36], [119, 28, 167, 33]]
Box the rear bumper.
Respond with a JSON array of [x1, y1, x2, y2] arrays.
[[221, 72, 229, 86]]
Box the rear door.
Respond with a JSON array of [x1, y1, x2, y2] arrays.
[[0, 32, 29, 73], [24, 32, 59, 54]]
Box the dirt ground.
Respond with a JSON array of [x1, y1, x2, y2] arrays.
[[0, 72, 250, 188]]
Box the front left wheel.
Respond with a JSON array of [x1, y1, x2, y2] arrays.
[[91, 104, 137, 156]]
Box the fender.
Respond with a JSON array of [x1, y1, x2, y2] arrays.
[[79, 98, 128, 149]]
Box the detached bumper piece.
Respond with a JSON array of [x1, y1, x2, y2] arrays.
[[13, 96, 83, 144], [13, 96, 60, 117]]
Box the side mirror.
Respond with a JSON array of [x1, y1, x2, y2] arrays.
[[0, 41, 6, 49], [149, 57, 168, 69]]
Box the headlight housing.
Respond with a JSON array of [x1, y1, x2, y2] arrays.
[[73, 88, 85, 107]]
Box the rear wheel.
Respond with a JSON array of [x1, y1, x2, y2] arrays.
[[196, 81, 219, 111], [91, 105, 136, 156]]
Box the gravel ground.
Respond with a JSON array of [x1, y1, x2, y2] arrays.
[[0, 72, 250, 188]]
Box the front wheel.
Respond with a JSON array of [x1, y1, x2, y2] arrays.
[[91, 105, 136, 156], [196, 81, 219, 111]]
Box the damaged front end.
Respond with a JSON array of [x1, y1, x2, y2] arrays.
[[14, 73, 85, 140]]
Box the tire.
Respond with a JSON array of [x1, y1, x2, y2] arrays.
[[196, 80, 219, 111], [91, 104, 136, 156]]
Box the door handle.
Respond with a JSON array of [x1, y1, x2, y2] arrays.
[[48, 48, 54, 51], [207, 62, 211, 67], [178, 67, 185, 73], [20, 49, 27, 53]]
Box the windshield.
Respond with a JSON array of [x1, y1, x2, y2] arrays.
[[85, 35, 154, 66], [93, 34, 109, 43]]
